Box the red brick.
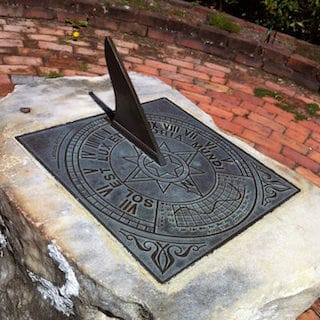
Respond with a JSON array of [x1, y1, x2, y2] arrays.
[[232, 106, 250, 117], [0, 83, 14, 98], [264, 102, 293, 117], [25, 8, 55, 19], [148, 28, 175, 43], [288, 54, 319, 74], [75, 47, 99, 56], [233, 117, 272, 137], [282, 147, 319, 172], [38, 27, 65, 36], [165, 58, 194, 70], [194, 64, 225, 78], [262, 96, 279, 104], [204, 83, 230, 93], [71, 40, 91, 47], [115, 46, 129, 55], [134, 64, 159, 76], [159, 70, 193, 83], [265, 80, 296, 97], [310, 150, 320, 163], [240, 101, 259, 113], [232, 89, 264, 106], [172, 81, 206, 95], [248, 112, 286, 133], [211, 91, 241, 106], [0, 31, 23, 39], [294, 94, 317, 105], [0, 4, 24, 18], [212, 116, 244, 136], [0, 39, 23, 47], [38, 41, 72, 53], [113, 39, 138, 50], [180, 90, 212, 105], [311, 298, 320, 315], [0, 65, 34, 74], [0, 74, 11, 84], [206, 105, 234, 120], [157, 76, 172, 86], [179, 68, 210, 81], [296, 167, 320, 187], [145, 59, 177, 72], [306, 138, 320, 153], [3, 55, 42, 66], [28, 34, 58, 42], [3, 25, 36, 33], [124, 56, 144, 65], [203, 61, 231, 73], [285, 127, 311, 143], [255, 145, 295, 168], [176, 34, 204, 51], [91, 17, 119, 31], [119, 21, 147, 36], [86, 64, 106, 75], [210, 76, 227, 85], [299, 120, 320, 134], [227, 80, 254, 94], [312, 132, 320, 143], [38, 66, 60, 75], [235, 54, 263, 68], [241, 129, 282, 153], [274, 114, 295, 126], [270, 131, 309, 154], [296, 309, 320, 320], [94, 29, 112, 38]]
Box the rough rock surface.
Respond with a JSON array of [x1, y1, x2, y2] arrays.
[[0, 75, 320, 319]]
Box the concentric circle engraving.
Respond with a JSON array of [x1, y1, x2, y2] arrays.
[[65, 113, 257, 237], [18, 97, 299, 282]]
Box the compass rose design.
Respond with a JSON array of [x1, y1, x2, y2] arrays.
[[123, 142, 206, 196]]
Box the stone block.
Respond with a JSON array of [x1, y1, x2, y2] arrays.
[[0, 75, 320, 319]]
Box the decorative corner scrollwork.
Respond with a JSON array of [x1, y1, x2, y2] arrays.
[[120, 230, 206, 274], [254, 164, 291, 206]]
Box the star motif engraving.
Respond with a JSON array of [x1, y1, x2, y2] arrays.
[[123, 141, 206, 196]]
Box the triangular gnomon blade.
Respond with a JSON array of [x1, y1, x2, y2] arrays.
[[91, 37, 164, 166]]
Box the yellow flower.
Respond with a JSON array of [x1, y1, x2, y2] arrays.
[[72, 31, 80, 38]]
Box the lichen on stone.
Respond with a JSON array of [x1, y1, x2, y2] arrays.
[[0, 231, 7, 257], [27, 243, 79, 316]]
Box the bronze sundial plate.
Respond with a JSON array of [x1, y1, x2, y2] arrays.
[[17, 97, 299, 282]]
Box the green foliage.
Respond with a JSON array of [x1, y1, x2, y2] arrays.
[[42, 71, 64, 79], [65, 18, 88, 28], [254, 87, 319, 121], [295, 113, 308, 121], [253, 87, 282, 100], [261, 0, 320, 43], [185, 0, 320, 44], [306, 103, 320, 116], [275, 103, 297, 112], [208, 13, 241, 32]]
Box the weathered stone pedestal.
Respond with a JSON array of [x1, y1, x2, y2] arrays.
[[0, 75, 320, 320]]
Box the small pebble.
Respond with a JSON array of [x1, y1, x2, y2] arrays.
[[20, 107, 31, 113]]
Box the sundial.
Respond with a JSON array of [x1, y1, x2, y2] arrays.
[[17, 37, 299, 282]]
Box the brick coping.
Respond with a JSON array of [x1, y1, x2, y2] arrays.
[[1, 0, 320, 92], [0, 3, 320, 320]]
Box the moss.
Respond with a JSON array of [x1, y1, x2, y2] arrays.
[[295, 113, 308, 121], [208, 13, 241, 33], [254, 87, 282, 100], [306, 103, 320, 116], [79, 63, 89, 72], [42, 71, 64, 79], [275, 103, 297, 112]]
